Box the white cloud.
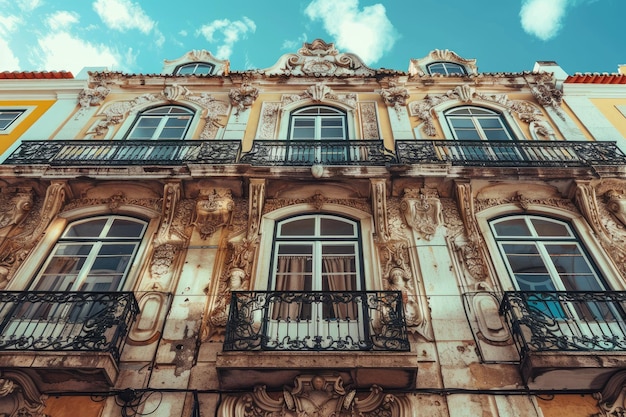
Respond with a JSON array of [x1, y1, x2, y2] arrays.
[[0, 39, 20, 70], [197, 17, 256, 59], [520, 0, 568, 40], [0, 15, 21, 36], [17, 0, 41, 12], [282, 34, 308, 51], [304, 0, 398, 65], [47, 11, 79, 31], [93, 0, 155, 34], [37, 32, 124, 74]]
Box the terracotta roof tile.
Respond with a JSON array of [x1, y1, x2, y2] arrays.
[[565, 74, 626, 84], [0, 71, 74, 79]]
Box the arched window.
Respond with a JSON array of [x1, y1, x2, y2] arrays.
[[126, 105, 194, 140], [427, 62, 466, 76], [30, 216, 147, 292], [287, 106, 348, 163], [175, 62, 215, 75], [445, 106, 515, 141]]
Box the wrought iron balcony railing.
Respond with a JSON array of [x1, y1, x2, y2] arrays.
[[239, 140, 393, 166], [500, 291, 626, 360], [396, 140, 626, 166], [4, 139, 626, 168], [0, 291, 139, 361], [223, 291, 409, 351], [3, 140, 241, 165]]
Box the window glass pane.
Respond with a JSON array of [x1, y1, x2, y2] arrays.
[[493, 218, 531, 237], [65, 219, 107, 238], [478, 118, 505, 129], [0, 110, 23, 130], [320, 218, 355, 236], [108, 219, 146, 238], [449, 118, 474, 128], [455, 129, 481, 140], [279, 218, 315, 236], [531, 219, 571, 237]]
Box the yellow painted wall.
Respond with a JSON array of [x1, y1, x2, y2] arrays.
[[590, 98, 626, 139], [0, 100, 55, 155], [537, 394, 598, 417], [42, 396, 105, 417]]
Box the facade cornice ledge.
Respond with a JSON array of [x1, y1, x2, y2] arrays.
[[562, 83, 626, 96]]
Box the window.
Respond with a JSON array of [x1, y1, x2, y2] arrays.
[[0, 110, 24, 131], [126, 106, 194, 140], [445, 107, 514, 141], [288, 106, 348, 162], [491, 215, 614, 320], [31, 216, 147, 292], [427, 62, 466, 76], [175, 62, 215, 75], [266, 214, 364, 348]]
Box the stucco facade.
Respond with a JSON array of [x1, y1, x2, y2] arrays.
[[1, 41, 626, 417]]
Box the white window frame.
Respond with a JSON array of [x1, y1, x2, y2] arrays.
[[427, 62, 467, 76], [0, 106, 35, 135], [445, 106, 516, 141], [288, 106, 348, 141], [175, 62, 215, 75], [125, 105, 195, 140]]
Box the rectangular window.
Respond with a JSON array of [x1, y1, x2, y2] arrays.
[[0, 110, 24, 131]]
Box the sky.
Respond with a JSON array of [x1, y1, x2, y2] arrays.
[[0, 0, 623, 76]]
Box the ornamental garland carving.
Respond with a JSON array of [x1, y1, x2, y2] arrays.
[[380, 84, 410, 113], [0, 371, 48, 417], [263, 39, 376, 77], [593, 370, 626, 417], [408, 85, 549, 138], [257, 102, 280, 139], [359, 102, 380, 139], [218, 374, 407, 417], [75, 85, 111, 118], [371, 179, 390, 242], [262, 196, 371, 217], [0, 188, 33, 243], [530, 81, 565, 120]]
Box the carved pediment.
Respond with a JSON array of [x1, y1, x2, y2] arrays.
[[263, 39, 376, 77], [409, 49, 478, 76], [162, 50, 230, 75]]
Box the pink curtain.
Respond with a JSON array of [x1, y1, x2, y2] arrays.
[[323, 256, 358, 320]]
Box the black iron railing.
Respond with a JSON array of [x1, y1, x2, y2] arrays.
[[223, 291, 409, 351], [4, 139, 626, 168], [500, 291, 626, 360], [396, 140, 626, 166], [0, 291, 139, 361], [3, 140, 241, 165], [239, 140, 393, 166]]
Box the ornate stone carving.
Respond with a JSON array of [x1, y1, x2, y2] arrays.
[[262, 196, 371, 216], [192, 188, 234, 240], [0, 182, 67, 288], [218, 374, 407, 417], [257, 102, 280, 139], [605, 190, 626, 226], [0, 188, 33, 242], [400, 188, 443, 241], [162, 49, 230, 75], [380, 85, 410, 109], [75, 85, 111, 118], [530, 81, 564, 120], [359, 102, 380, 139], [248, 179, 265, 240], [90, 85, 228, 138], [380, 240, 431, 339], [0, 371, 48, 417], [229, 84, 259, 115], [593, 370, 626, 417], [264, 39, 376, 77], [470, 287, 510, 343], [409, 49, 477, 76], [282, 83, 357, 109], [408, 85, 545, 137], [371, 179, 390, 242]]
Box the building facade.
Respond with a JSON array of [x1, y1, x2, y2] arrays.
[[1, 40, 626, 417]]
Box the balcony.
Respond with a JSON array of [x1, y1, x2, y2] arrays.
[[0, 291, 139, 392], [216, 291, 417, 390], [239, 140, 393, 166], [500, 291, 626, 390], [396, 140, 626, 167], [4, 139, 625, 170]]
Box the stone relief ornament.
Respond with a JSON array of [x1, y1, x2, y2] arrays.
[[604, 189, 626, 227], [263, 39, 376, 77], [358, 102, 380, 139], [380, 84, 410, 109], [75, 85, 111, 118], [400, 188, 443, 241], [0, 371, 48, 417], [192, 188, 234, 240], [0, 188, 33, 242], [408, 85, 546, 137], [408, 49, 477, 76], [229, 84, 259, 115], [371, 179, 390, 242], [257, 102, 281, 139], [281, 83, 357, 109], [218, 374, 409, 417], [530, 80, 565, 120], [0, 182, 67, 289], [593, 370, 626, 417]]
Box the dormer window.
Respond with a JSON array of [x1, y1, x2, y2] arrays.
[[427, 62, 466, 76], [175, 62, 215, 75]]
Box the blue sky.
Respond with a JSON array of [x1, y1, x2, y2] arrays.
[[0, 0, 623, 76]]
